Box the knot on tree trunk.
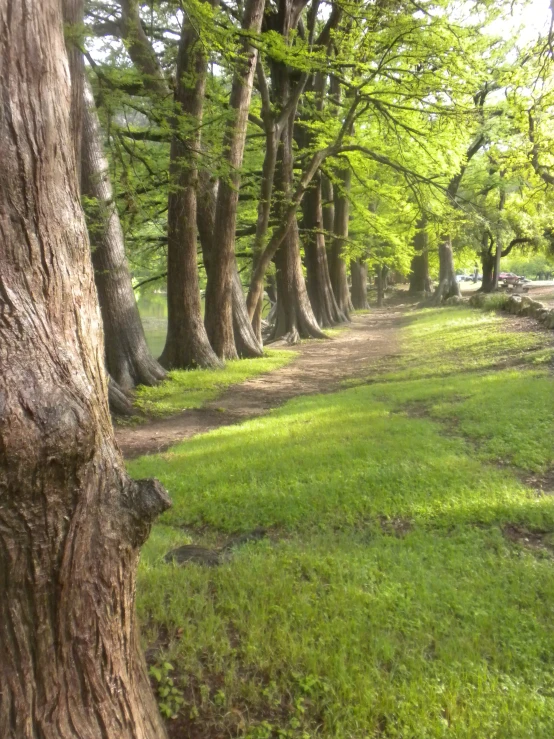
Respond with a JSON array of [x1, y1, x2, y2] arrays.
[[126, 478, 172, 546]]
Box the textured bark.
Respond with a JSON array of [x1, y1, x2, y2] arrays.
[[432, 239, 461, 304], [119, 0, 169, 98], [108, 377, 136, 415], [205, 0, 266, 359], [197, 172, 263, 357], [82, 82, 166, 388], [159, 10, 221, 369], [62, 0, 84, 185], [329, 167, 353, 318], [270, 116, 326, 342], [408, 221, 432, 295], [302, 175, 346, 326], [350, 260, 369, 309], [0, 3, 170, 737], [247, 113, 278, 343]]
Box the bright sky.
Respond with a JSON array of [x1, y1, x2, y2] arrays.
[[491, 0, 551, 45]]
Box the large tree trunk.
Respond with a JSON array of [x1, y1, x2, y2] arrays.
[[82, 82, 166, 389], [0, 4, 170, 737], [269, 107, 326, 342], [197, 172, 263, 357], [350, 259, 369, 309], [329, 167, 353, 318], [408, 221, 432, 295], [303, 174, 346, 326], [432, 238, 461, 304], [204, 0, 266, 359], [159, 10, 222, 370]]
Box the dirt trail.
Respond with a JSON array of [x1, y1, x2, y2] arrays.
[[117, 310, 402, 458]]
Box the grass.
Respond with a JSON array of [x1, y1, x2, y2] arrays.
[[131, 307, 554, 738], [134, 350, 295, 417]]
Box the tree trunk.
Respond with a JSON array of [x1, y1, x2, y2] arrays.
[[493, 238, 502, 290], [159, 11, 222, 370], [0, 4, 170, 737], [351, 259, 369, 309], [376, 265, 389, 307], [82, 82, 166, 389], [247, 120, 279, 344], [329, 167, 353, 318], [62, 0, 84, 186], [432, 238, 461, 304], [269, 97, 326, 342], [408, 221, 432, 294], [302, 174, 346, 326], [204, 0, 266, 359], [197, 172, 263, 357], [480, 232, 495, 293]]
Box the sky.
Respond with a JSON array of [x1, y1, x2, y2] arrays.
[[491, 0, 551, 44]]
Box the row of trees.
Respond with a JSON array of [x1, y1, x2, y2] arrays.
[[81, 0, 554, 411], [1, 0, 553, 736]]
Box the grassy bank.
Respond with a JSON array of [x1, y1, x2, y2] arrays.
[[131, 307, 554, 738]]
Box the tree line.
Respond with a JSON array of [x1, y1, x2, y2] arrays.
[[81, 0, 554, 412]]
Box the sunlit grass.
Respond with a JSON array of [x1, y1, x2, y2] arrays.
[[132, 306, 554, 738], [134, 350, 295, 417]]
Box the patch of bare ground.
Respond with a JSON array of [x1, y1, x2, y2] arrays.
[[520, 468, 554, 496], [378, 516, 413, 538], [117, 310, 402, 458], [502, 524, 554, 554]]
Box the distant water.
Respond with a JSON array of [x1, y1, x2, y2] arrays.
[[137, 292, 167, 359]]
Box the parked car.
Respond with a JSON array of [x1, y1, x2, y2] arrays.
[[499, 272, 527, 286]]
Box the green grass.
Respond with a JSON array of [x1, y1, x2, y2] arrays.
[[134, 350, 295, 417], [131, 307, 554, 738]]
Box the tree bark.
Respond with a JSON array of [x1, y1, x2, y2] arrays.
[[329, 166, 354, 318], [432, 131, 486, 304], [480, 231, 495, 293], [82, 81, 167, 388], [197, 172, 263, 357], [408, 220, 432, 294], [204, 0, 266, 359], [0, 3, 170, 737], [62, 0, 84, 186], [432, 238, 461, 304], [268, 103, 326, 341], [159, 9, 222, 369], [350, 259, 369, 309], [302, 174, 346, 326]]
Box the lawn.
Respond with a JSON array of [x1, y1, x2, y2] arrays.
[[130, 307, 554, 738]]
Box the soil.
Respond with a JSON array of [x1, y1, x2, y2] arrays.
[[116, 310, 402, 458]]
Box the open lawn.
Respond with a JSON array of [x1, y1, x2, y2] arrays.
[[130, 307, 554, 738]]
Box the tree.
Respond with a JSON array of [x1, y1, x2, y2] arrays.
[[82, 81, 167, 388], [204, 0, 267, 359], [0, 1, 170, 735], [157, 1, 222, 369]]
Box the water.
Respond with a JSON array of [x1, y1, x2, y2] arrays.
[[137, 291, 167, 359]]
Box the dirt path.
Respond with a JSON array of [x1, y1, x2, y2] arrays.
[[117, 310, 402, 458]]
